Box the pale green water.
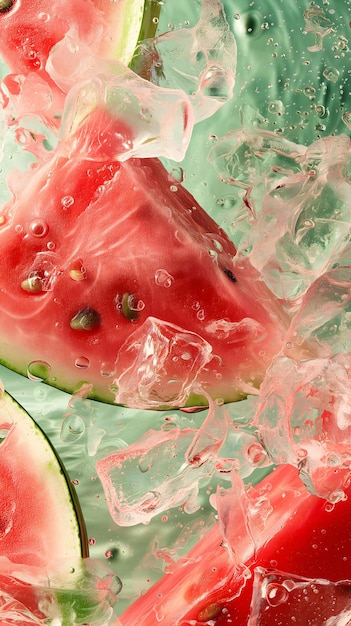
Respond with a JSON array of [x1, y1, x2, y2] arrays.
[[1, 0, 351, 622]]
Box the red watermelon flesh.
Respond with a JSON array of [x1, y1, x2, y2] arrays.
[[0, 107, 289, 408], [0, 0, 148, 130], [118, 464, 351, 625]]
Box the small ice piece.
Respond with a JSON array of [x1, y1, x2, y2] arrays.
[[255, 354, 351, 501], [134, 0, 237, 123], [303, 3, 333, 52], [211, 133, 351, 303], [112, 317, 212, 409], [285, 266, 351, 359], [58, 68, 193, 162], [0, 556, 120, 626], [249, 567, 351, 625], [96, 427, 215, 526]]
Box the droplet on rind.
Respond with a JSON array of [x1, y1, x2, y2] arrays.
[[74, 356, 90, 369], [70, 308, 101, 331], [27, 360, 51, 382]]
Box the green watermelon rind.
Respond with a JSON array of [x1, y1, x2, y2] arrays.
[[2, 391, 88, 557]]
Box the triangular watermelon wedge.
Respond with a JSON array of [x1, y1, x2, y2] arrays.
[[0, 102, 289, 408]]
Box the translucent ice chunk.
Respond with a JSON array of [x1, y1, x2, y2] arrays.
[[133, 0, 237, 123], [255, 354, 351, 501], [112, 317, 212, 409], [0, 556, 121, 626], [210, 133, 351, 302], [285, 266, 351, 359], [59, 68, 193, 162], [249, 567, 351, 625], [96, 427, 215, 526]]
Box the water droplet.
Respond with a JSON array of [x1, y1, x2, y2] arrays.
[[200, 65, 232, 101], [342, 111, 351, 129], [266, 583, 289, 607], [88, 537, 96, 546], [47, 241, 56, 251], [27, 360, 51, 382], [322, 67, 339, 83], [170, 166, 185, 183], [61, 414, 85, 442], [75, 356, 90, 369], [154, 269, 174, 288], [268, 99, 284, 114], [315, 104, 328, 119], [14, 224, 23, 234], [29, 218, 49, 238], [61, 195, 75, 209]]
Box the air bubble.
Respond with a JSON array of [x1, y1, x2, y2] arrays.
[[322, 67, 339, 82], [266, 583, 289, 607]]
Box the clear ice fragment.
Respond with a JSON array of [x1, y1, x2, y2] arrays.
[[112, 317, 212, 409], [0, 556, 120, 626], [58, 68, 193, 162], [255, 354, 351, 501], [249, 567, 351, 625], [96, 427, 215, 526], [133, 0, 237, 123]]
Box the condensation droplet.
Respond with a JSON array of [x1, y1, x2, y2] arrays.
[[154, 269, 174, 288], [61, 414, 85, 443], [75, 356, 90, 369], [61, 195, 75, 209], [322, 67, 339, 83], [29, 219, 49, 238], [27, 360, 51, 382], [266, 583, 289, 607]]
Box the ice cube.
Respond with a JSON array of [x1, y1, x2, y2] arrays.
[[59, 68, 193, 163], [249, 567, 351, 625], [255, 354, 351, 501], [112, 317, 212, 409], [96, 427, 215, 526], [133, 0, 237, 123], [0, 556, 120, 626]]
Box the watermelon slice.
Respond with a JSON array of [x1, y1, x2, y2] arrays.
[[0, 0, 148, 75], [0, 102, 289, 408], [118, 464, 351, 624], [0, 387, 103, 621]]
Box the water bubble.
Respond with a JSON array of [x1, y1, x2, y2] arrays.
[[75, 356, 90, 369], [170, 166, 185, 183], [342, 111, 351, 129], [27, 360, 51, 382], [47, 241, 56, 251], [268, 100, 284, 115], [29, 219, 49, 238], [154, 269, 174, 288], [61, 414, 85, 442], [266, 583, 289, 607], [200, 65, 232, 101], [61, 195, 75, 209], [322, 67, 340, 82]]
